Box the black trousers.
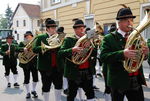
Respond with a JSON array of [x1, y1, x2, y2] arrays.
[[103, 72, 111, 94], [67, 69, 95, 101], [39, 68, 63, 92], [4, 65, 18, 76], [111, 86, 144, 101], [111, 76, 144, 101], [23, 66, 38, 84]]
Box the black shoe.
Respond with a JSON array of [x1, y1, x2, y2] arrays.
[[31, 91, 38, 98], [14, 83, 20, 88], [93, 86, 99, 90], [26, 93, 31, 99], [7, 83, 11, 88], [63, 89, 69, 95]]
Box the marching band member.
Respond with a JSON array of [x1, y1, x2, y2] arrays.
[[57, 26, 69, 95], [0, 35, 19, 88], [32, 18, 63, 101], [100, 5, 148, 101], [58, 19, 96, 101], [102, 24, 116, 101], [16, 31, 38, 99]]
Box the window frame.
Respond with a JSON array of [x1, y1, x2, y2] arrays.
[[16, 20, 19, 27], [23, 20, 26, 27], [140, 3, 150, 40], [51, 0, 61, 4]]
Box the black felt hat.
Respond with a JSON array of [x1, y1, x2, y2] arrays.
[[73, 19, 86, 29], [6, 35, 14, 39], [24, 31, 33, 37], [116, 5, 136, 20], [57, 27, 64, 33], [45, 18, 57, 27]]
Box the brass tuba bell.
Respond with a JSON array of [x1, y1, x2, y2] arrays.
[[71, 22, 104, 65], [124, 10, 150, 73], [41, 32, 66, 54]]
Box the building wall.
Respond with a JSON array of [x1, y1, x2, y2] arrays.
[[40, 0, 149, 33], [11, 5, 40, 42]]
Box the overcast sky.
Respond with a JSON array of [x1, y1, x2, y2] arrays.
[[0, 0, 40, 15]]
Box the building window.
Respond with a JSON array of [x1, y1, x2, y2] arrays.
[[84, 14, 94, 29], [52, 0, 61, 4], [23, 20, 26, 26], [103, 23, 116, 35], [37, 20, 40, 27], [16, 20, 19, 27], [140, 3, 150, 40], [55, 20, 59, 27]]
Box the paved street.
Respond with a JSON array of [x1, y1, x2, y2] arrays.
[[0, 59, 150, 101]]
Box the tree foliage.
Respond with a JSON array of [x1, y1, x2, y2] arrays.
[[0, 15, 7, 29], [0, 4, 13, 29], [5, 5, 13, 28]]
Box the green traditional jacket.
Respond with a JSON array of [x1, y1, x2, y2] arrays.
[[16, 41, 37, 69], [58, 35, 97, 80], [32, 33, 62, 72], [147, 39, 150, 64], [100, 31, 146, 89], [0, 43, 18, 66]]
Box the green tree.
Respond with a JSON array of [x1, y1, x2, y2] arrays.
[[5, 4, 13, 28], [0, 14, 7, 29]]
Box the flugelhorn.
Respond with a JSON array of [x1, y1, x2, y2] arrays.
[[124, 10, 150, 73]]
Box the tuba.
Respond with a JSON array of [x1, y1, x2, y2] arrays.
[[41, 32, 66, 54], [18, 30, 41, 64], [71, 22, 104, 65], [124, 10, 150, 73]]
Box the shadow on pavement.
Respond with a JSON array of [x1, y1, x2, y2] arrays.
[[95, 89, 104, 100], [145, 98, 150, 101], [26, 98, 43, 101], [143, 86, 150, 92], [3, 87, 23, 94]]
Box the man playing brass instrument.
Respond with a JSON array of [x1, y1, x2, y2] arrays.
[[32, 18, 63, 101], [100, 5, 149, 101], [58, 19, 96, 101], [17, 31, 38, 99]]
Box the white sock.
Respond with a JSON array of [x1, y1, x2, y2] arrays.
[[24, 84, 30, 94], [104, 94, 111, 101], [87, 98, 96, 101], [78, 88, 83, 100], [55, 89, 62, 101], [32, 82, 37, 92], [5, 76, 10, 83], [93, 75, 96, 86], [13, 74, 18, 83], [43, 92, 50, 101], [63, 77, 68, 90], [123, 96, 128, 101]]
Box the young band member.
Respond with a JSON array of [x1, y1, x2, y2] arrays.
[[32, 18, 63, 101], [57, 26, 69, 95], [17, 31, 38, 99], [58, 19, 96, 101], [0, 35, 19, 88], [100, 6, 149, 101]]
